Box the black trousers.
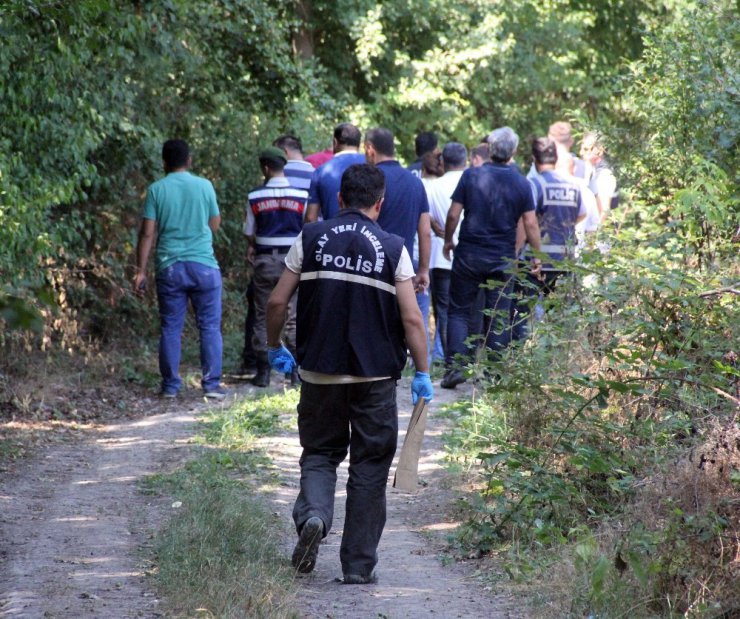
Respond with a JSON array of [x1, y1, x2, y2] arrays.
[[510, 270, 569, 341], [242, 280, 257, 366], [292, 379, 398, 576]]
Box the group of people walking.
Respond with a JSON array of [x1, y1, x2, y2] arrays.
[[134, 120, 617, 583]]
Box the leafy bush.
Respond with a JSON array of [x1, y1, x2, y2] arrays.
[[445, 243, 738, 614], [0, 0, 334, 351]]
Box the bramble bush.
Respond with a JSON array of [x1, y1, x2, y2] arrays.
[[445, 240, 738, 615]]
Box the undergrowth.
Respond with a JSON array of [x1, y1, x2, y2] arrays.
[[441, 243, 739, 618], [141, 389, 300, 618]]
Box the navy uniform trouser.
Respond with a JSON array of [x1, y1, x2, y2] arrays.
[[292, 379, 397, 577], [445, 252, 513, 366], [510, 270, 569, 342]]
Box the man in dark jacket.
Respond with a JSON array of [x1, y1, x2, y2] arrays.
[[265, 164, 433, 584]]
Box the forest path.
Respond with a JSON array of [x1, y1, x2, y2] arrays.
[[0, 402, 198, 618], [0, 379, 518, 619], [259, 378, 519, 619]]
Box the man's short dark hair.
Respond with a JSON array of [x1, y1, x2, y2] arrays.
[[414, 131, 438, 157], [334, 123, 362, 147], [532, 137, 558, 165], [273, 134, 303, 154], [366, 128, 395, 157], [162, 139, 190, 169], [471, 143, 489, 161], [442, 142, 467, 169], [340, 164, 385, 210]]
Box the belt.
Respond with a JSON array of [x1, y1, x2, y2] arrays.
[[256, 246, 290, 255], [541, 243, 570, 254]]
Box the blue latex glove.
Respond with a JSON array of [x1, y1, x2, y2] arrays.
[[411, 371, 434, 404], [268, 345, 296, 373]]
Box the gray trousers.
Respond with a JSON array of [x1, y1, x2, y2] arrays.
[[292, 379, 398, 577], [251, 252, 297, 354]]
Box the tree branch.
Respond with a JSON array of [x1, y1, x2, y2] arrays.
[[698, 284, 740, 298]]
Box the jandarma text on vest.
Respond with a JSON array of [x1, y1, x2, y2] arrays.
[[251, 198, 305, 213]]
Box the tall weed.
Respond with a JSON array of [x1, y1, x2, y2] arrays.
[[443, 242, 739, 616]]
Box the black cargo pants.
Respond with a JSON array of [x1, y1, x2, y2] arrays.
[[292, 378, 397, 577]]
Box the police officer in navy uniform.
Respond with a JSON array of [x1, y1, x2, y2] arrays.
[[245, 146, 308, 386], [264, 164, 433, 584], [512, 137, 587, 341]]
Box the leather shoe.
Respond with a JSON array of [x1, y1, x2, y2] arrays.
[[251, 367, 270, 387], [440, 369, 466, 389]]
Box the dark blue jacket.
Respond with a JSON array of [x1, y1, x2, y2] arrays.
[[297, 209, 407, 377]]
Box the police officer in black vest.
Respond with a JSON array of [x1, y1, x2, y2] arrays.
[[265, 164, 433, 584]]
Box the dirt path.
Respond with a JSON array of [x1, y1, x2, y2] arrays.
[[0, 401, 198, 618], [260, 379, 519, 619], [1, 380, 517, 619]]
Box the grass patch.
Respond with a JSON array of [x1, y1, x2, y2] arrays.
[[202, 389, 299, 448], [0, 436, 27, 463], [142, 391, 301, 618]]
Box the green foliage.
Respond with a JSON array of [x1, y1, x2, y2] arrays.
[[203, 389, 299, 448], [2, 0, 719, 352], [444, 235, 739, 614], [0, 0, 331, 346], [606, 0, 739, 270], [143, 455, 297, 618], [309, 0, 675, 161]]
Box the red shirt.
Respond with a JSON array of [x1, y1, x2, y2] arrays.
[[305, 148, 333, 168]]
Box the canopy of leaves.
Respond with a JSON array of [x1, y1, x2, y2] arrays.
[[0, 0, 737, 334]]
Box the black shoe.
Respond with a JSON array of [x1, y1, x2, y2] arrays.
[[251, 367, 270, 388], [292, 517, 324, 573], [342, 572, 378, 585], [440, 369, 466, 389], [232, 364, 257, 379]]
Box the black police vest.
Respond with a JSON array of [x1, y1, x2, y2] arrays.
[[297, 209, 407, 378]]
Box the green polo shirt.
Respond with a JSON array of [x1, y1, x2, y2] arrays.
[[143, 171, 220, 272]]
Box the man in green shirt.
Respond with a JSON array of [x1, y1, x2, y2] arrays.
[[135, 139, 226, 399]]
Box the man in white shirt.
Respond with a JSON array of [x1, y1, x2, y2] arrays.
[[427, 142, 467, 359], [580, 131, 619, 223]]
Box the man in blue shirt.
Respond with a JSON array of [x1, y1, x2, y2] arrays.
[[305, 123, 365, 222], [365, 128, 432, 340], [441, 127, 542, 388]]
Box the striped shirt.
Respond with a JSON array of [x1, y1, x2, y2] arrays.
[[284, 160, 314, 192]]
